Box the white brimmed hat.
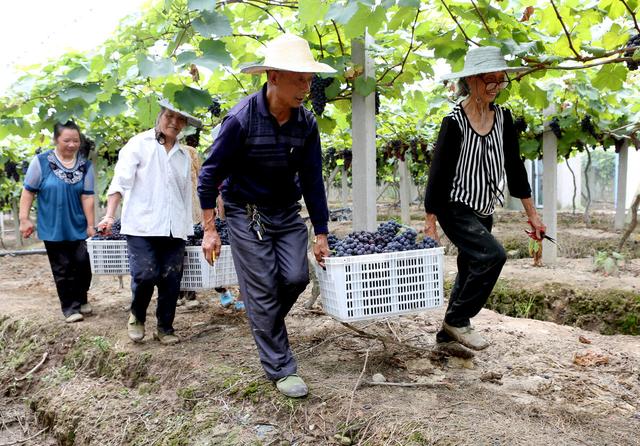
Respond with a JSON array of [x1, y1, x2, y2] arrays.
[[158, 98, 203, 129], [240, 34, 336, 75], [440, 46, 527, 81]]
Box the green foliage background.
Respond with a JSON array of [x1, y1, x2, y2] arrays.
[[0, 0, 639, 208]]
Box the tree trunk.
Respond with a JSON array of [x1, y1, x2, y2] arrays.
[[325, 165, 340, 199], [618, 193, 640, 251], [11, 198, 23, 247], [565, 158, 577, 215]]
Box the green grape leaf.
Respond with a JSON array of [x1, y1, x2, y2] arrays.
[[67, 66, 91, 83], [135, 96, 161, 128], [99, 94, 128, 117], [137, 55, 174, 78], [196, 39, 232, 70], [354, 75, 376, 96], [326, 1, 359, 24], [174, 87, 212, 112], [299, 0, 330, 25], [317, 115, 337, 134], [592, 64, 627, 90], [58, 84, 101, 103], [192, 10, 232, 38], [188, 0, 216, 12], [176, 51, 198, 66]]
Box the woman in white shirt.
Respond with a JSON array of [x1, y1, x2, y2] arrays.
[[98, 99, 201, 345]]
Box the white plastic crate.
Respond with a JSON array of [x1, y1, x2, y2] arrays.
[[87, 240, 238, 290], [180, 246, 238, 290], [86, 239, 129, 275], [314, 247, 444, 322], [209, 245, 238, 288]]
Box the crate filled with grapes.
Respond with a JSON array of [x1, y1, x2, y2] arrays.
[[315, 221, 444, 322], [87, 219, 129, 275], [88, 219, 238, 290], [181, 219, 238, 290]]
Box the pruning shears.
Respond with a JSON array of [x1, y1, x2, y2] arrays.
[[524, 229, 558, 246], [525, 219, 559, 247]]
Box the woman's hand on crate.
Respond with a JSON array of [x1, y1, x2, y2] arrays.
[[313, 234, 330, 268], [423, 213, 440, 244]]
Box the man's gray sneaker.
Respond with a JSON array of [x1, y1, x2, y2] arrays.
[[276, 374, 308, 398], [65, 313, 84, 323], [80, 303, 93, 315], [153, 331, 180, 345], [442, 322, 490, 351], [127, 313, 145, 342]]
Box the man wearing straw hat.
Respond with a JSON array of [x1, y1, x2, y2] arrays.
[[424, 46, 546, 351], [198, 34, 334, 397]]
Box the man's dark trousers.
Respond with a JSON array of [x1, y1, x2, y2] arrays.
[[127, 235, 185, 334], [436, 202, 507, 328], [224, 200, 309, 381]]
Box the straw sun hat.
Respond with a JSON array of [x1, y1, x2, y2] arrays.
[[440, 46, 527, 81], [241, 34, 336, 75]]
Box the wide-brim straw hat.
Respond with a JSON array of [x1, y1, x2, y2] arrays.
[[440, 46, 527, 81], [241, 34, 336, 75], [158, 98, 203, 129]]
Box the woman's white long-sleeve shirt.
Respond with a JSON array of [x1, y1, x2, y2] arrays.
[[107, 129, 194, 239]]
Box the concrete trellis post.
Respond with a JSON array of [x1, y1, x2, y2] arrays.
[[398, 160, 411, 225], [341, 165, 348, 208], [542, 106, 558, 264], [614, 140, 629, 231], [351, 34, 377, 232]]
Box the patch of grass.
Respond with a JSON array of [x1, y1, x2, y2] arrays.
[[42, 365, 76, 384], [63, 335, 150, 385], [486, 280, 640, 335]]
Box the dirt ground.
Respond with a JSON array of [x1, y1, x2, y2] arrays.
[[1, 214, 639, 446]]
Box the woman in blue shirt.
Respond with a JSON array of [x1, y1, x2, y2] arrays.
[[19, 120, 96, 323]]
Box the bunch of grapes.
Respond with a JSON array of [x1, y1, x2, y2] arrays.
[[185, 218, 230, 246], [375, 90, 380, 115], [382, 139, 408, 161], [185, 128, 201, 148], [310, 75, 334, 115], [80, 135, 95, 159], [514, 116, 527, 135], [92, 218, 126, 240], [340, 149, 353, 170], [2, 161, 20, 182], [549, 117, 562, 139], [208, 99, 221, 117], [624, 34, 640, 71], [324, 147, 337, 166], [580, 116, 599, 139], [328, 220, 438, 257]]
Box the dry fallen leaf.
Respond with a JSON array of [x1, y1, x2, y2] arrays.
[[573, 351, 609, 367], [578, 335, 592, 344], [520, 6, 535, 22], [189, 64, 200, 83]]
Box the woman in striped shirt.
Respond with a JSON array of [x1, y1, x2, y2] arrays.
[[424, 46, 546, 351]]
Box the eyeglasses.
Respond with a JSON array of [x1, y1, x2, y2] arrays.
[[478, 75, 511, 91]]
